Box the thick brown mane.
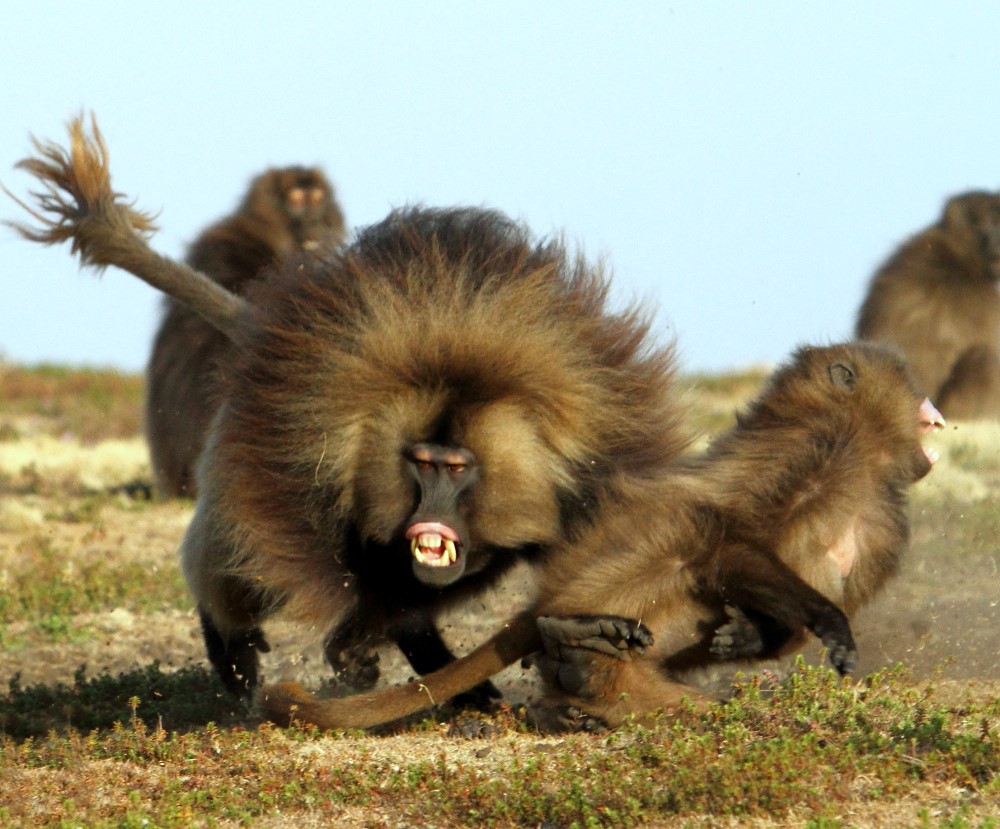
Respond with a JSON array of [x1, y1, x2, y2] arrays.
[[213, 207, 689, 624]]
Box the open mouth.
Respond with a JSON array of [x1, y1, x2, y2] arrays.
[[919, 397, 946, 464], [406, 522, 461, 568]]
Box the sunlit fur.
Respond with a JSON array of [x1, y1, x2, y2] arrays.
[[258, 342, 938, 731], [857, 191, 1000, 419], [5, 115, 691, 707], [196, 207, 690, 632], [146, 166, 346, 497]]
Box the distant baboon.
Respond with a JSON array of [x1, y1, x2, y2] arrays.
[[8, 115, 690, 703], [147, 166, 346, 497], [256, 342, 942, 733], [856, 190, 1000, 419]]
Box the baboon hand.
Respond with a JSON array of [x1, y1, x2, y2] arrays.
[[810, 607, 857, 675], [525, 702, 607, 734], [710, 605, 766, 660]]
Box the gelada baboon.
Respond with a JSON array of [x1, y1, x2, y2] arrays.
[[8, 115, 690, 702], [148, 166, 347, 497], [856, 190, 1000, 419], [258, 342, 942, 732]]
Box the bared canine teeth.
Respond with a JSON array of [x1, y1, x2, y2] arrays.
[[410, 535, 458, 566]]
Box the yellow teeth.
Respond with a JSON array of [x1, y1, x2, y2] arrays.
[[410, 534, 458, 567]]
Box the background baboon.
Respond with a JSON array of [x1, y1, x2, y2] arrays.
[[856, 190, 1000, 419], [257, 341, 943, 732], [9, 116, 690, 704], [147, 166, 347, 497]]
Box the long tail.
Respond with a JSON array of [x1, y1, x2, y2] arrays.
[[5, 113, 250, 345], [256, 611, 541, 730]]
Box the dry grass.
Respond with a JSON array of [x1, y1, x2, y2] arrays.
[[0, 364, 996, 828], [0, 361, 143, 442]]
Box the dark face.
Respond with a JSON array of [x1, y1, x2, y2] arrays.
[[944, 192, 1000, 280], [276, 169, 340, 250], [403, 443, 481, 588]]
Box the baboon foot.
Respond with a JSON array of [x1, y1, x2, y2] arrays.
[[324, 642, 381, 690], [199, 609, 270, 698], [537, 614, 653, 660]]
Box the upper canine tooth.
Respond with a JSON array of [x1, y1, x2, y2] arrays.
[[444, 539, 457, 562]]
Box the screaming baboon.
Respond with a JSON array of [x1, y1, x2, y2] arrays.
[[147, 166, 347, 497], [856, 190, 1000, 419], [257, 341, 942, 733], [8, 115, 690, 702]]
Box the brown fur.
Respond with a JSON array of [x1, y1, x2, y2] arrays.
[[258, 342, 941, 732], [147, 166, 346, 497], [856, 190, 1000, 419], [5, 114, 248, 343], [8, 114, 690, 702]]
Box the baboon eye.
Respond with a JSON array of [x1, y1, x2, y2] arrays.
[[309, 188, 326, 206], [416, 460, 434, 471], [448, 463, 467, 474], [287, 187, 306, 208]]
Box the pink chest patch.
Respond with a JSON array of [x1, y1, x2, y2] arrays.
[[826, 527, 858, 578]]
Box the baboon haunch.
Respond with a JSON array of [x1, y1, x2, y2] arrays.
[[856, 190, 1000, 419], [257, 342, 942, 732], [147, 166, 346, 498], [8, 115, 691, 702]]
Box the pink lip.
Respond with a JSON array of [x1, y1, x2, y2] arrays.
[[919, 398, 946, 434], [405, 521, 461, 542]]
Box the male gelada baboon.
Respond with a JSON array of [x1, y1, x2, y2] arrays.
[[856, 190, 1000, 419], [257, 342, 943, 733], [8, 115, 690, 702], [148, 166, 347, 497]]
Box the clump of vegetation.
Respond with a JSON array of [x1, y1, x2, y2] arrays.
[[1, 534, 189, 642], [0, 662, 243, 738], [0, 362, 144, 441], [0, 662, 997, 828], [0, 363, 997, 827]]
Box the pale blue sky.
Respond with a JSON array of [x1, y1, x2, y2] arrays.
[[3, 2, 1000, 374]]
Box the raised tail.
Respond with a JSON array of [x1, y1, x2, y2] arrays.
[[5, 113, 250, 345], [257, 611, 541, 731]]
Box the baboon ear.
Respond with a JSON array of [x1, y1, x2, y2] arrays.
[[828, 362, 856, 391], [943, 199, 969, 228]]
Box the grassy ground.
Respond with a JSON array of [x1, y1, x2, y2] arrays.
[[0, 361, 997, 828]]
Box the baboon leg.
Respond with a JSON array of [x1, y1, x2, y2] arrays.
[[198, 606, 270, 698], [322, 615, 382, 691], [393, 613, 502, 708], [707, 542, 857, 674], [529, 653, 709, 733]]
